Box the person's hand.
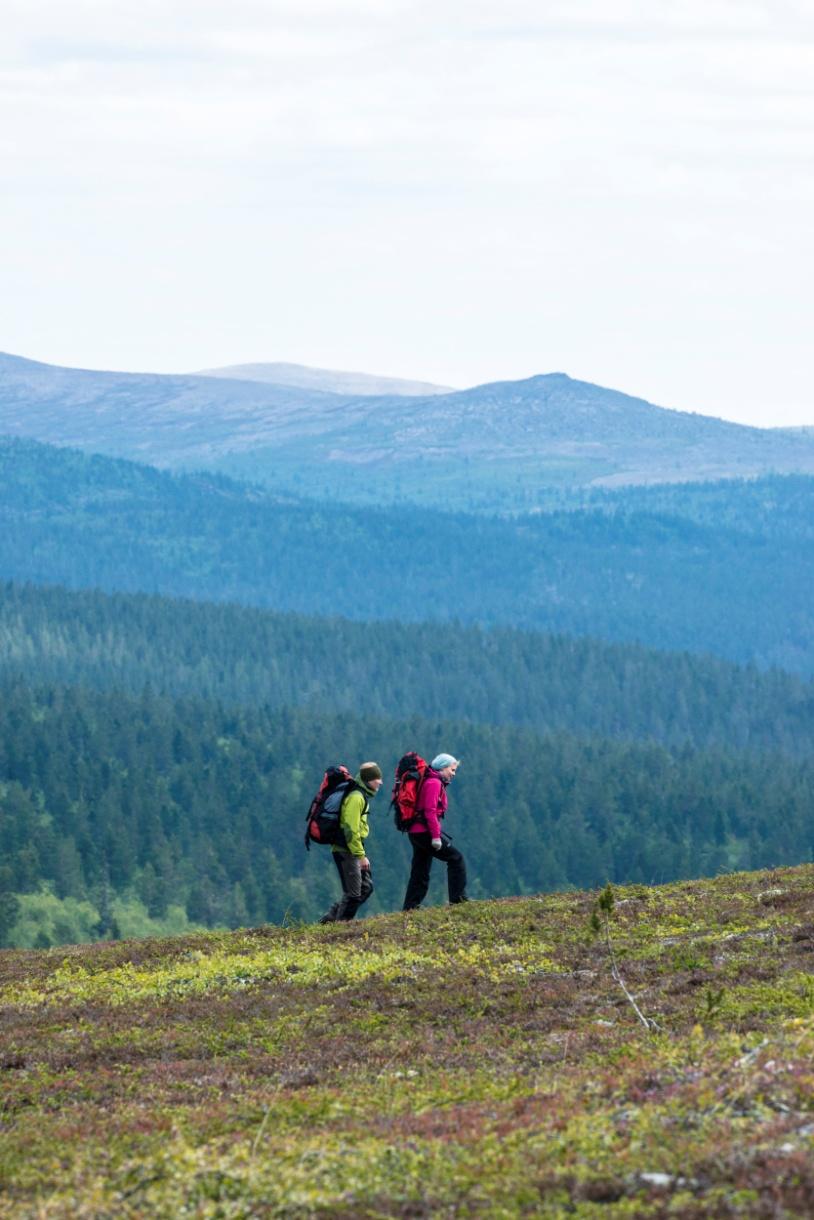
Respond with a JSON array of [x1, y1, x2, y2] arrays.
[[360, 857, 371, 870], [431, 838, 442, 851]]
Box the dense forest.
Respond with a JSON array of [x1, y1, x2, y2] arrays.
[[1, 438, 813, 671], [548, 474, 814, 540], [2, 677, 813, 948], [2, 581, 814, 755]]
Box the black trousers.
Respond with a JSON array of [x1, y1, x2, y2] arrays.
[[403, 832, 467, 910], [319, 850, 374, 922]]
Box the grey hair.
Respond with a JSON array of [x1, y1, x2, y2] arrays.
[[431, 753, 459, 771]]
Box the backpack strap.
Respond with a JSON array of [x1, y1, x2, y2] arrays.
[[354, 782, 371, 819], [340, 780, 370, 817]]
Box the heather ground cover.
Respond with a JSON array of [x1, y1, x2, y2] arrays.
[[1, 865, 813, 1217]]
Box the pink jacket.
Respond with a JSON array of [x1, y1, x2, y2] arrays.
[[410, 769, 448, 839]]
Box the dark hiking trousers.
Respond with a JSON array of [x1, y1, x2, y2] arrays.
[[403, 832, 467, 910], [319, 850, 374, 922]]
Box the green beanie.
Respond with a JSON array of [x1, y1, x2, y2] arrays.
[[359, 761, 382, 783]]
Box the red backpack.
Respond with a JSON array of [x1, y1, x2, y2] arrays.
[[391, 752, 429, 832], [304, 765, 361, 851]]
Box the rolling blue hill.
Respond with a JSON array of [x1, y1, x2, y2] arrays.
[[1, 434, 812, 672], [3, 351, 814, 508]]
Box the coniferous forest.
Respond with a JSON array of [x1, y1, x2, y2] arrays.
[[1, 435, 813, 946], [2, 581, 814, 755]]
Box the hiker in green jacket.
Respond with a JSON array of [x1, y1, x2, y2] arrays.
[[319, 762, 383, 922]]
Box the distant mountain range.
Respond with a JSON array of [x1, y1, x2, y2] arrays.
[[2, 350, 814, 509], [195, 361, 453, 397]]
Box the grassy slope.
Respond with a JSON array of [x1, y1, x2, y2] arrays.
[[1, 866, 813, 1218]]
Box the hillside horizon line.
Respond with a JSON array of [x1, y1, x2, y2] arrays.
[[2, 347, 807, 433]]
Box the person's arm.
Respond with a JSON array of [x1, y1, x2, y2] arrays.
[[417, 775, 442, 840], [340, 790, 367, 857]]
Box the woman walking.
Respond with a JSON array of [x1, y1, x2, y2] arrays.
[[402, 753, 468, 910]]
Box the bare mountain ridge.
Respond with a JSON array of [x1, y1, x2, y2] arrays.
[[196, 360, 453, 397], [2, 351, 814, 498]]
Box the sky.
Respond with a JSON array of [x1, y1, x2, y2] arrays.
[[1, 0, 813, 427]]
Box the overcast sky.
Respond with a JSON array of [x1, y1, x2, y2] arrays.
[[2, 0, 813, 425]]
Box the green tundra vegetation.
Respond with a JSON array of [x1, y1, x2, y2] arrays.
[[1, 864, 813, 1217], [2, 437, 814, 671], [1, 678, 814, 948], [2, 582, 814, 755]]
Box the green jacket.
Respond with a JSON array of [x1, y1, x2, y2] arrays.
[[333, 774, 377, 857]]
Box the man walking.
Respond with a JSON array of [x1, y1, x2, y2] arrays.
[[402, 753, 468, 910], [319, 762, 382, 922]]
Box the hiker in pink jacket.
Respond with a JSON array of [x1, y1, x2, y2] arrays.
[[402, 753, 468, 910]]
